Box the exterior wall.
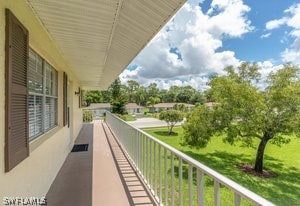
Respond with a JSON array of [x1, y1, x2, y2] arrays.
[[126, 108, 134, 115], [0, 0, 82, 199]]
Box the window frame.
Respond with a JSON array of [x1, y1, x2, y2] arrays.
[[28, 48, 58, 141]]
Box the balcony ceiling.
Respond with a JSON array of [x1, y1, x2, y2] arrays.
[[26, 0, 186, 90]]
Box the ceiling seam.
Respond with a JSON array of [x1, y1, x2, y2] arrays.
[[101, 0, 124, 85]]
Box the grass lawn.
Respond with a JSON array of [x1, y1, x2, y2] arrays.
[[116, 114, 136, 121], [143, 126, 300, 205]]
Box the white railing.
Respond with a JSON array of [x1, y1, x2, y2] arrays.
[[106, 112, 274, 206]]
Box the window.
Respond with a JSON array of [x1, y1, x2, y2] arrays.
[[28, 49, 58, 140]]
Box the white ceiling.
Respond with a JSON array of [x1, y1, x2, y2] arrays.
[[27, 0, 186, 90]]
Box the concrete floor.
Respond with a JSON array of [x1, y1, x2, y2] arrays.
[[46, 121, 156, 206]]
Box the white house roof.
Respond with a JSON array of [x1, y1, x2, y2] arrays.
[[153, 103, 195, 108], [86, 103, 111, 110], [26, 0, 186, 90], [125, 103, 144, 109]]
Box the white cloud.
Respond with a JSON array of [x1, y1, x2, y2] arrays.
[[260, 33, 271, 39], [257, 61, 283, 77], [266, 18, 288, 30], [120, 0, 253, 90], [281, 49, 300, 64], [285, 4, 300, 29], [266, 3, 300, 64]]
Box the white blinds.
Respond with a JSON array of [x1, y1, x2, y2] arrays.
[[28, 49, 58, 140]]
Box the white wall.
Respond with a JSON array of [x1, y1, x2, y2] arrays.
[[0, 0, 82, 199]]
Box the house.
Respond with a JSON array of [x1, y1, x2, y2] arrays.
[[150, 102, 195, 112], [125, 103, 144, 114], [84, 103, 111, 119], [0, 0, 185, 201]]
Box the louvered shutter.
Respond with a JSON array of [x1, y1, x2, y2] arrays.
[[5, 9, 29, 172], [63, 72, 68, 126]]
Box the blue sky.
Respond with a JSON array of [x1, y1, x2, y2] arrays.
[[120, 0, 300, 90]]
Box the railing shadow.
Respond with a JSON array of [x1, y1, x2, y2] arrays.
[[102, 123, 157, 206]]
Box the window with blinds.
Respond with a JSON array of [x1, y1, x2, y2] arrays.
[[28, 49, 58, 140]]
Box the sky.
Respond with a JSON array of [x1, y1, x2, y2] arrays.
[[119, 0, 300, 91]]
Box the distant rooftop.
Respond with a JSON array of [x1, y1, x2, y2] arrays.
[[153, 103, 195, 108]]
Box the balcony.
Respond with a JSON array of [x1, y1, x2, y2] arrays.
[[46, 113, 274, 206], [46, 121, 156, 206]]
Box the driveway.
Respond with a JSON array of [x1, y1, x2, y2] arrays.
[[128, 117, 183, 128]]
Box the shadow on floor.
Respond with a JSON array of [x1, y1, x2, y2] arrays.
[[102, 123, 157, 206], [46, 124, 93, 206]]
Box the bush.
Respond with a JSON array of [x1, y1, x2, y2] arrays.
[[83, 110, 93, 122]]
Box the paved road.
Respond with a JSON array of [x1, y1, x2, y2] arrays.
[[128, 117, 183, 128]]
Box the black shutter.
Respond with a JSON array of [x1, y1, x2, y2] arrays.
[[5, 9, 29, 172], [63, 72, 68, 126]]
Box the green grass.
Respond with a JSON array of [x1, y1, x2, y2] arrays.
[[143, 126, 300, 205], [145, 112, 160, 119], [116, 114, 136, 121]]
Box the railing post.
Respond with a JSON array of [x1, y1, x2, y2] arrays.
[[142, 134, 145, 177], [171, 153, 175, 206], [197, 169, 204, 206], [188, 164, 193, 206], [146, 137, 149, 184], [137, 131, 140, 170], [234, 193, 241, 206], [214, 180, 220, 206], [149, 140, 152, 187], [164, 148, 168, 206], [154, 142, 157, 196], [159, 145, 162, 204], [179, 157, 183, 206]]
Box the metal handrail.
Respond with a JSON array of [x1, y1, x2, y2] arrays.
[[106, 112, 274, 206]]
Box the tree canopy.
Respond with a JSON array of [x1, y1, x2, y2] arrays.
[[110, 78, 128, 114], [83, 79, 205, 107], [183, 62, 300, 173], [159, 110, 184, 135]]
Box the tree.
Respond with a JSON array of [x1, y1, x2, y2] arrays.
[[147, 83, 159, 98], [110, 78, 128, 114], [135, 87, 146, 106], [100, 90, 111, 103], [147, 96, 160, 112], [173, 103, 188, 113], [126, 80, 140, 102], [84, 90, 102, 106], [159, 110, 184, 135], [190, 92, 205, 105], [183, 62, 300, 173], [176, 86, 195, 103]]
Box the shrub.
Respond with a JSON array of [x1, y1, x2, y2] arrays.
[[83, 110, 93, 122]]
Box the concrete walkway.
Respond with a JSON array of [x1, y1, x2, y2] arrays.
[[46, 124, 93, 206], [46, 121, 156, 206]]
